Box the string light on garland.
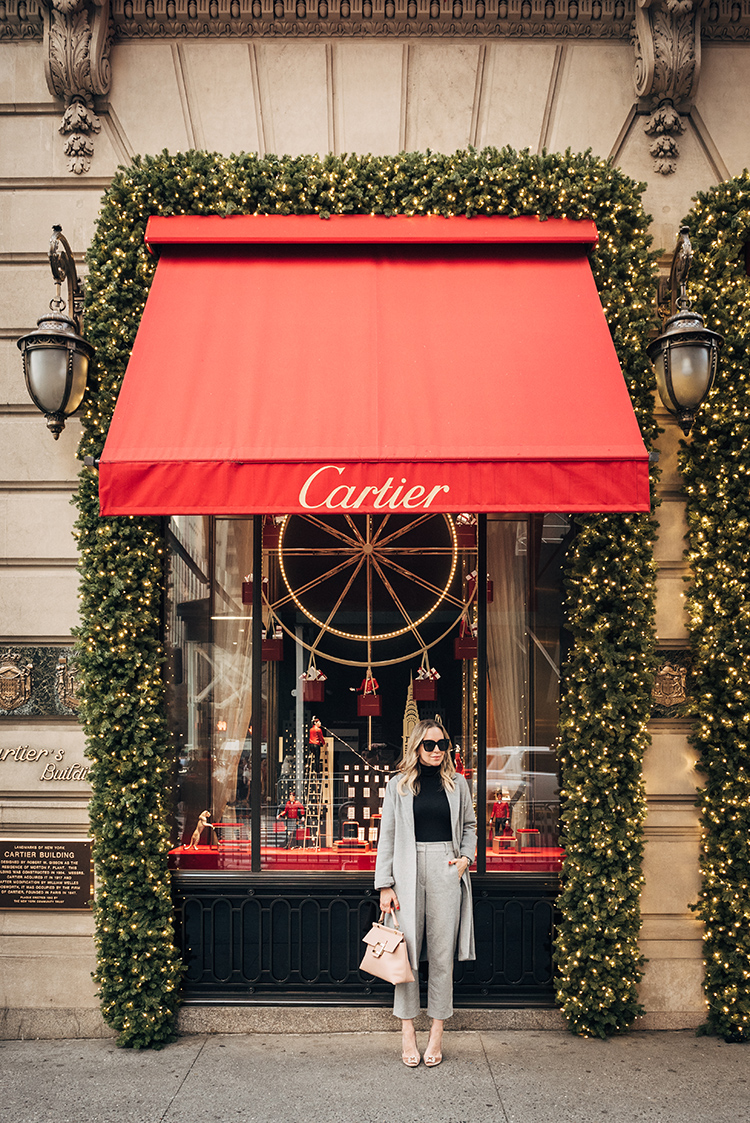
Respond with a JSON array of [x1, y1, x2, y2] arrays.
[[75, 147, 658, 1046], [679, 176, 750, 1044]]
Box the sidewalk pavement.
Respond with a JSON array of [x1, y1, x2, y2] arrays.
[[2, 1029, 748, 1123]]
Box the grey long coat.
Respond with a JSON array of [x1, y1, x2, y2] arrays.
[[374, 772, 477, 967]]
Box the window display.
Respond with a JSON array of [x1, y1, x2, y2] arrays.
[[167, 512, 566, 874]]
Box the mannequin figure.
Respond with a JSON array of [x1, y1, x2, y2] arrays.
[[308, 716, 326, 747], [490, 789, 511, 839]]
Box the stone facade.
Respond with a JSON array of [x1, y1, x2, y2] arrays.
[[2, 5, 749, 1029]]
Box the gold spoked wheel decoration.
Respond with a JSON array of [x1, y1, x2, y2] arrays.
[[264, 513, 473, 667]]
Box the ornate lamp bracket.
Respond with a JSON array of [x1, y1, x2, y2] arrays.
[[633, 0, 703, 175], [41, 0, 112, 175]]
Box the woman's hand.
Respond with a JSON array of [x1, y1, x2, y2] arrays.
[[379, 887, 399, 914], [449, 856, 471, 879]]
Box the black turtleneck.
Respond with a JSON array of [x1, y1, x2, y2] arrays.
[[413, 764, 452, 842]]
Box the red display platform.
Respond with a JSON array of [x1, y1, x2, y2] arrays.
[[169, 844, 564, 874], [486, 847, 563, 873]]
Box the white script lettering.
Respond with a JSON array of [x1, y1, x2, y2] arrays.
[[299, 465, 450, 512]]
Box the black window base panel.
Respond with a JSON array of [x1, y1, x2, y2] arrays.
[[173, 873, 558, 1007]]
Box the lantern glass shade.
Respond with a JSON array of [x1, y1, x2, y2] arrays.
[[26, 340, 89, 414], [647, 309, 722, 434], [652, 341, 713, 410], [17, 313, 94, 438]]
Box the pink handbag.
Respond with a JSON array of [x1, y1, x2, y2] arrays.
[[360, 911, 414, 985]]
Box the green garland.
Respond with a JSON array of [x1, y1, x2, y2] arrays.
[[679, 178, 750, 1043], [75, 148, 657, 1046]]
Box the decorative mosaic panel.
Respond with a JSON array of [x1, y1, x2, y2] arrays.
[[0, 646, 79, 719]]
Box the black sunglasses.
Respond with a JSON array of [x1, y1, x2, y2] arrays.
[[420, 738, 450, 754]]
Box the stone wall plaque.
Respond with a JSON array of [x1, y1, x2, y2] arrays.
[[0, 840, 93, 910], [0, 726, 91, 793]]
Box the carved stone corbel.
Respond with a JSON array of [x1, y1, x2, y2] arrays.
[[41, 0, 112, 175], [633, 0, 702, 175]]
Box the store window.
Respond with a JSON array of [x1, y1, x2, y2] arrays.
[[168, 513, 568, 874], [485, 515, 568, 873]]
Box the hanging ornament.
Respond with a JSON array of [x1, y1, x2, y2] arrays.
[[413, 650, 440, 700], [455, 513, 477, 549], [454, 610, 477, 659], [466, 569, 494, 603], [242, 573, 268, 606], [262, 613, 284, 661], [357, 668, 381, 716], [300, 654, 327, 703], [262, 515, 284, 550]]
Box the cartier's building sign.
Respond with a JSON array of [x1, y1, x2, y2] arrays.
[[0, 728, 91, 793]]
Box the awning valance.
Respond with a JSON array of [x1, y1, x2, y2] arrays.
[[98, 214, 650, 516]]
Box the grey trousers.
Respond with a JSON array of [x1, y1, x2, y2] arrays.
[[393, 841, 462, 1021]]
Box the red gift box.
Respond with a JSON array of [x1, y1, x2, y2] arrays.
[[262, 637, 284, 661], [454, 621, 477, 659], [456, 525, 477, 549], [357, 694, 382, 716], [466, 572, 494, 603], [263, 520, 281, 550], [454, 635, 477, 659], [242, 575, 268, 605], [303, 679, 325, 703], [413, 679, 438, 701]]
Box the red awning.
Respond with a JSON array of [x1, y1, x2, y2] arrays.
[[99, 215, 650, 516]]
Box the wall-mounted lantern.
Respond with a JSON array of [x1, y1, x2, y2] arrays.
[[647, 226, 723, 436], [16, 225, 94, 440]]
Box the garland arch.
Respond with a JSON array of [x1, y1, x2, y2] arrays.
[[74, 148, 658, 1046]]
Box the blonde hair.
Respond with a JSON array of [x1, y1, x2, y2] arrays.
[[397, 717, 456, 796]]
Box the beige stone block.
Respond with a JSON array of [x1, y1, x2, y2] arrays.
[[177, 1005, 567, 1035], [654, 499, 688, 564], [179, 42, 261, 154], [0, 1007, 112, 1038], [481, 42, 558, 151], [405, 43, 480, 154], [549, 43, 634, 159], [0, 492, 78, 559], [638, 956, 706, 1015], [645, 799, 700, 831], [0, 115, 121, 181], [0, 910, 95, 937], [0, 189, 104, 258], [0, 936, 98, 1008], [0, 566, 80, 636], [258, 41, 330, 156], [617, 117, 719, 256], [653, 414, 686, 495], [109, 42, 192, 157], [0, 416, 80, 483], [0, 339, 29, 407], [640, 911, 703, 943], [0, 41, 52, 103], [696, 48, 750, 178], [0, 725, 90, 795], [333, 42, 404, 156], [655, 571, 688, 642], [2, 263, 67, 334], [0, 796, 91, 833], [644, 730, 699, 798], [641, 829, 701, 914]]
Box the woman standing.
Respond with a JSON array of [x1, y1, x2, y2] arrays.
[[375, 718, 477, 1068]]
